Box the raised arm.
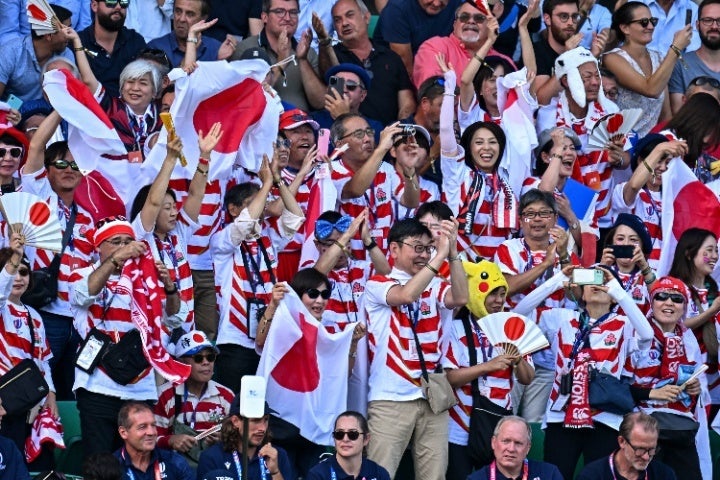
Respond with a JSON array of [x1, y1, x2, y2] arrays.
[[518, 0, 539, 78], [314, 210, 367, 275], [184, 123, 223, 222], [139, 138, 183, 233], [459, 18, 498, 111], [437, 58, 459, 157], [622, 140, 686, 206], [25, 111, 62, 175], [64, 26, 100, 93], [341, 122, 402, 199]]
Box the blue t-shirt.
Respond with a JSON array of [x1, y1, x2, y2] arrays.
[[114, 446, 194, 480], [469, 459, 564, 480], [373, 0, 462, 53], [148, 32, 222, 67], [305, 455, 390, 480], [0, 436, 30, 480], [196, 442, 293, 480]]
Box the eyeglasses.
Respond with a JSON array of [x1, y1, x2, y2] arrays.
[[275, 138, 292, 149], [456, 12, 487, 23], [192, 353, 217, 363], [0, 147, 23, 159], [554, 12, 583, 23], [305, 288, 331, 300], [653, 292, 686, 304], [95, 215, 128, 230], [690, 76, 720, 89], [101, 0, 130, 7], [137, 48, 171, 69], [332, 430, 363, 441], [105, 237, 133, 247], [400, 241, 436, 254], [699, 17, 720, 26], [623, 437, 658, 457], [16, 266, 29, 277], [521, 210, 556, 219], [339, 127, 375, 140], [628, 17, 659, 28], [267, 8, 300, 18], [604, 88, 619, 99], [48, 159, 80, 171]]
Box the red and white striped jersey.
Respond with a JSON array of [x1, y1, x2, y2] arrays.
[[0, 269, 54, 392], [154, 380, 235, 449], [610, 183, 662, 270], [615, 269, 650, 316], [278, 167, 314, 255], [444, 317, 532, 445], [363, 268, 453, 401], [390, 169, 439, 220], [69, 264, 158, 400], [441, 150, 516, 261], [20, 167, 95, 317], [331, 160, 398, 260], [321, 259, 373, 334]]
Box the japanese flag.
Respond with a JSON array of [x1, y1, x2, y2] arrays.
[[257, 286, 355, 446]]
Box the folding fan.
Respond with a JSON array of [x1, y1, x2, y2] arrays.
[[27, 0, 60, 35], [159, 112, 188, 167], [0, 193, 62, 252], [466, 0, 493, 16], [477, 312, 549, 357], [587, 109, 642, 151]]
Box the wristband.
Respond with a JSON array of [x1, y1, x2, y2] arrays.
[[670, 44, 682, 57], [198, 157, 210, 166], [644, 273, 657, 286], [196, 167, 208, 176], [318, 37, 332, 47], [448, 255, 462, 262], [425, 263, 440, 275], [364, 239, 378, 251]]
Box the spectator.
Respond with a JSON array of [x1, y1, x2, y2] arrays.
[[514, 264, 653, 480], [600, 67, 619, 103], [23, 113, 95, 400], [154, 330, 234, 462], [577, 412, 678, 479], [82, 453, 123, 480], [69, 216, 180, 455], [114, 401, 193, 480], [412, 0, 514, 88], [0, 126, 26, 192], [204, 0, 263, 42], [306, 411, 390, 480], [0, 4, 73, 102], [629, 277, 706, 479], [363, 217, 468, 479], [669, 0, 720, 113], [196, 395, 293, 480], [148, 0, 235, 67], [231, 0, 326, 112], [0, 398, 31, 480], [0, 236, 56, 470], [125, 0, 173, 43], [404, 76, 446, 187], [373, 0, 462, 75], [77, 0, 148, 98], [603, 2, 692, 136], [492, 0, 542, 59], [664, 92, 720, 177], [316, 0, 416, 126], [468, 416, 564, 480], [641, 0, 700, 53], [16, 99, 54, 142], [295, 0, 336, 52]]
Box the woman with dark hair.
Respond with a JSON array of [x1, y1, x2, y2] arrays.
[[603, 1, 692, 136], [665, 92, 720, 176], [609, 133, 687, 270], [306, 411, 390, 480]]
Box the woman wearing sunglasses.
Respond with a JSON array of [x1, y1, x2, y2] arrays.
[[0, 127, 27, 194], [603, 2, 693, 136], [0, 232, 57, 470], [306, 411, 390, 480], [628, 276, 707, 479]]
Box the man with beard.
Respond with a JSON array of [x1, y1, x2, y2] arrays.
[[78, 0, 147, 98], [669, 0, 720, 113], [577, 412, 677, 480], [412, 0, 514, 89], [196, 395, 292, 480]]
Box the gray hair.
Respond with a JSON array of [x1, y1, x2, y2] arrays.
[[330, 112, 364, 144], [332, 0, 370, 16], [119, 59, 162, 97], [42, 55, 79, 77], [493, 415, 532, 443], [619, 412, 659, 439]]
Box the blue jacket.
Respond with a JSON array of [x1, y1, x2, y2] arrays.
[[306, 455, 390, 480], [114, 446, 194, 480], [197, 443, 293, 480], [0, 436, 30, 480]]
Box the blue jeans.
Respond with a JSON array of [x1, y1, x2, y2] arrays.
[[41, 311, 80, 400]]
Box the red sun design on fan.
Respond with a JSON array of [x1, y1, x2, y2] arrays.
[[606, 114, 624, 134], [28, 202, 51, 226], [503, 316, 526, 341], [192, 79, 266, 154], [28, 4, 48, 20], [672, 182, 720, 239], [192, 332, 205, 343], [271, 313, 320, 392]]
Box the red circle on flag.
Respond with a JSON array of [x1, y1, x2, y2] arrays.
[[28, 202, 51, 226], [672, 181, 720, 239], [503, 316, 526, 341], [192, 333, 205, 343]]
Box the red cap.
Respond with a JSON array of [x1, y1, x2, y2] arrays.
[[279, 109, 319, 131], [649, 276, 690, 304]]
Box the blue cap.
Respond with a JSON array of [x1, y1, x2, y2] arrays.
[[325, 63, 372, 90]]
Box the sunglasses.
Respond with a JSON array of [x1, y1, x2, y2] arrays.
[[456, 12, 487, 23], [96, 215, 128, 229], [101, 0, 130, 7], [0, 147, 23, 159], [275, 138, 292, 149], [653, 292, 685, 304], [16, 266, 29, 277], [192, 353, 217, 363], [305, 288, 331, 300], [690, 76, 720, 89], [628, 17, 659, 27], [137, 48, 171, 68], [48, 159, 80, 171], [332, 430, 363, 441]]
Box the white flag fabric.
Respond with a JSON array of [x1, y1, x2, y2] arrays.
[[299, 163, 338, 267], [142, 60, 283, 184], [657, 156, 720, 276], [257, 286, 355, 446]]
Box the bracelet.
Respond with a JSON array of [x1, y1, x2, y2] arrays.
[[670, 44, 682, 58], [110, 257, 122, 270], [196, 167, 208, 176], [8, 259, 19, 269], [559, 255, 571, 265], [318, 37, 332, 47], [448, 255, 462, 262], [333, 240, 347, 251], [364, 239, 378, 251], [425, 263, 440, 275], [164, 285, 178, 294], [642, 159, 654, 176], [403, 171, 416, 180], [644, 273, 657, 286], [473, 53, 485, 64], [198, 157, 210, 166], [641, 266, 653, 277], [550, 153, 563, 161], [187, 37, 199, 44], [73, 46, 85, 52], [443, 93, 456, 97]]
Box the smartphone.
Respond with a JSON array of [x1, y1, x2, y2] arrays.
[[610, 244, 634, 259], [317, 128, 330, 157], [572, 268, 605, 285], [6, 94, 22, 111], [686, 8, 692, 25], [327, 76, 345, 98]]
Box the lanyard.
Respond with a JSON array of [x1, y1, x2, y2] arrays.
[[471, 320, 493, 381], [232, 450, 268, 480], [608, 452, 649, 480], [154, 234, 180, 286], [122, 448, 161, 480], [101, 286, 117, 321], [522, 240, 553, 283], [363, 183, 379, 224], [240, 240, 276, 295], [568, 311, 613, 367], [405, 301, 420, 327], [613, 266, 640, 293], [461, 170, 483, 235], [182, 384, 207, 429], [334, 272, 359, 326], [489, 459, 528, 480]]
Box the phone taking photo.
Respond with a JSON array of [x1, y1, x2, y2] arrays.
[[572, 268, 605, 286], [327, 76, 345, 98], [610, 244, 635, 259]]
